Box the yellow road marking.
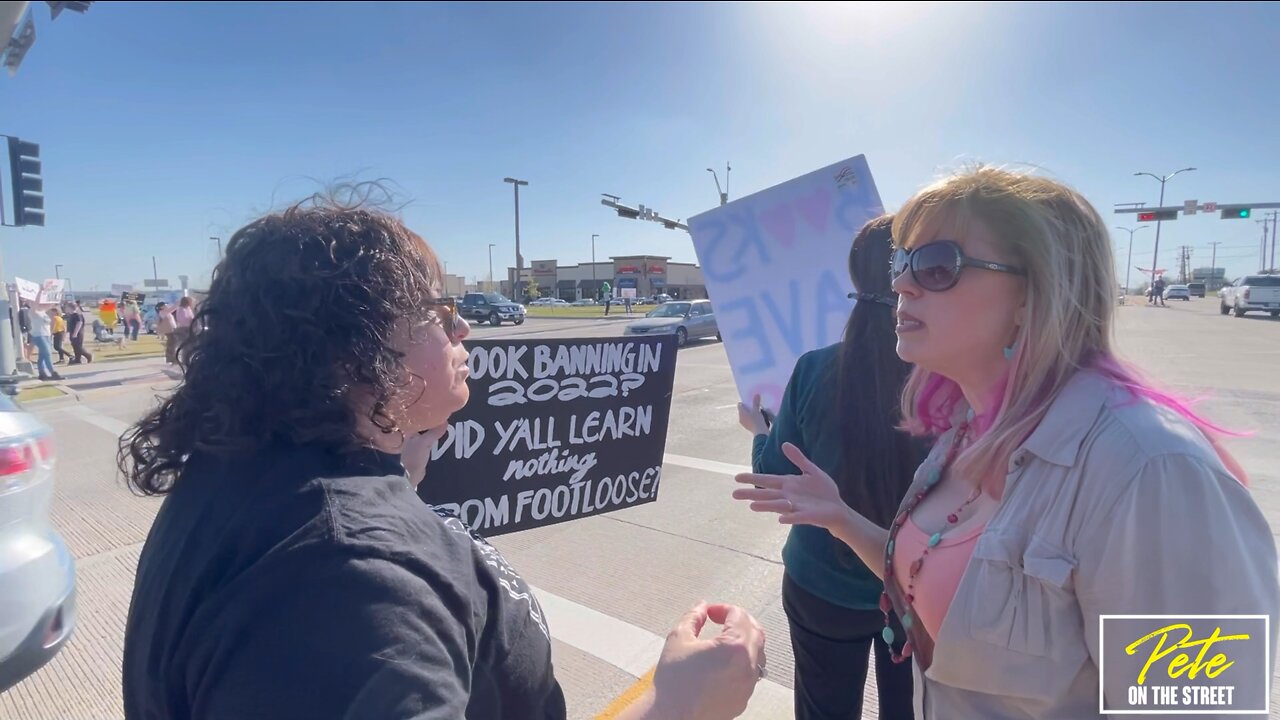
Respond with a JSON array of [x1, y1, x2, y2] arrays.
[[594, 667, 655, 719]]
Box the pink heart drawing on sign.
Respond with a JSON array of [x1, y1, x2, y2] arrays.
[[797, 188, 833, 234], [759, 203, 797, 247]]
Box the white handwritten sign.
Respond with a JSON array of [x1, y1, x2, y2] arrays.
[[419, 336, 677, 536], [14, 277, 39, 302], [39, 279, 66, 304], [687, 155, 884, 412]]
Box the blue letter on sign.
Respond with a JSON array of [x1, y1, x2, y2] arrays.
[[720, 296, 775, 375]]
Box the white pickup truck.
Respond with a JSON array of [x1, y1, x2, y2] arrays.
[[1219, 274, 1280, 318]]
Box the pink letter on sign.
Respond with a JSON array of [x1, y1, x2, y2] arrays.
[[797, 188, 833, 234], [759, 203, 797, 247]]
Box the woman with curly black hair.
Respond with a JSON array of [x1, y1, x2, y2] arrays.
[[120, 192, 766, 720]]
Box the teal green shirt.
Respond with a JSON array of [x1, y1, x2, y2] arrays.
[[751, 344, 885, 610]]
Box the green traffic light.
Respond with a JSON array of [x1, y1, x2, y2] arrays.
[[1239, 209, 1251, 218]]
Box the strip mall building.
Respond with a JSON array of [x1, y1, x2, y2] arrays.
[[502, 256, 707, 301]]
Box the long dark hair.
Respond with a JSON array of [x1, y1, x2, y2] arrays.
[[833, 215, 925, 527], [118, 188, 443, 496]]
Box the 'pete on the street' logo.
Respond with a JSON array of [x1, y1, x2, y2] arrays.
[[1100, 615, 1270, 714]]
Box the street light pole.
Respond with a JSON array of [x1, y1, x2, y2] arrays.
[[1209, 241, 1222, 288], [1134, 168, 1196, 287], [54, 264, 62, 279], [1114, 225, 1148, 294], [488, 243, 496, 293], [503, 177, 528, 298], [152, 256, 159, 284], [210, 236, 222, 258], [711, 162, 732, 206], [591, 234, 599, 297]]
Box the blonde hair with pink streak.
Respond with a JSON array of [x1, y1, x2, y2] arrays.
[[892, 166, 1245, 497]]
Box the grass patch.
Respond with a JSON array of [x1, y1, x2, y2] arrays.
[[87, 334, 166, 361], [17, 385, 67, 403], [524, 305, 649, 319]]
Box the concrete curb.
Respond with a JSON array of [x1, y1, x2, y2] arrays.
[[20, 386, 83, 409]]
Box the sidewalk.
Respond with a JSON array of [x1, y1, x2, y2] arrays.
[[16, 356, 178, 405]]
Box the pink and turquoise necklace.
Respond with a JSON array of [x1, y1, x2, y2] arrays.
[[879, 414, 980, 663]]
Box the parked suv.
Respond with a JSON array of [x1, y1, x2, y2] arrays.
[[460, 292, 526, 326], [1187, 282, 1206, 298], [0, 394, 76, 692]]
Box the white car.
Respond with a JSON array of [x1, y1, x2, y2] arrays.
[[1220, 274, 1280, 318], [1163, 284, 1190, 301], [571, 299, 597, 306], [0, 395, 75, 692]]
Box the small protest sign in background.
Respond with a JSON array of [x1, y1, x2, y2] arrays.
[[39, 279, 67, 304], [14, 277, 40, 302], [687, 155, 884, 412], [418, 335, 677, 536]]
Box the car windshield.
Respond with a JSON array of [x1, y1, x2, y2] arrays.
[[484, 293, 511, 303], [647, 303, 690, 318]]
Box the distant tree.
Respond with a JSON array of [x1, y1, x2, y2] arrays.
[[524, 280, 541, 301]]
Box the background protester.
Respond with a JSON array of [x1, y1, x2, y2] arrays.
[[119, 191, 766, 720], [735, 167, 1278, 717], [737, 215, 920, 720], [27, 300, 62, 381], [65, 301, 94, 364], [50, 307, 69, 363]]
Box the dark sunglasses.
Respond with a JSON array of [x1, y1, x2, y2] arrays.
[[423, 297, 462, 340], [891, 240, 1025, 292]]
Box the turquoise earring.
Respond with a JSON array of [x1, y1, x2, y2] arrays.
[[1003, 343, 1016, 361]]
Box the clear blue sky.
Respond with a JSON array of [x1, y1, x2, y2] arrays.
[[2, 1, 1278, 291]]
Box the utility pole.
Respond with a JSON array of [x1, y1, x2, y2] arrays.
[[1134, 167, 1196, 286], [1209, 241, 1222, 290], [1258, 219, 1270, 271], [1267, 211, 1279, 272], [487, 243, 496, 293], [503, 177, 528, 298], [153, 256, 159, 284]]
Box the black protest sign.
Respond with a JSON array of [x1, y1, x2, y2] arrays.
[[418, 336, 677, 536], [120, 291, 146, 304]]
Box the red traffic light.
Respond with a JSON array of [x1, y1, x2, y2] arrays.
[[1138, 212, 1155, 222]]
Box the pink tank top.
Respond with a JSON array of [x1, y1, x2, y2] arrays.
[[891, 516, 987, 639]]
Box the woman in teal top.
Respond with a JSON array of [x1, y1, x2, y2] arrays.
[[738, 215, 924, 719]]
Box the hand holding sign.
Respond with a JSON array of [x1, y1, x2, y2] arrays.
[[736, 394, 770, 436]]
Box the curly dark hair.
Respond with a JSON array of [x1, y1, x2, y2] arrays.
[[119, 190, 443, 496]]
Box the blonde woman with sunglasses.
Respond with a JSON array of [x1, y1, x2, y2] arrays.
[[737, 167, 1278, 718]]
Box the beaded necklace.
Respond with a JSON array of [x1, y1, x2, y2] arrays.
[[879, 414, 980, 663]]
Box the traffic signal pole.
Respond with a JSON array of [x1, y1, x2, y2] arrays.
[[0, 170, 15, 380]]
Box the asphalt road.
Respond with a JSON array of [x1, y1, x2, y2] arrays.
[[3, 302, 1279, 719]]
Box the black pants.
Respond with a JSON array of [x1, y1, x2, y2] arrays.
[[52, 332, 69, 361], [68, 334, 93, 364], [783, 573, 914, 720]]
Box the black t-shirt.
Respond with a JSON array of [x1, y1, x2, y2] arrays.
[[66, 311, 85, 338], [123, 443, 566, 720]]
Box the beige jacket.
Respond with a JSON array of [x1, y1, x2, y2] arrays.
[[897, 370, 1279, 719]]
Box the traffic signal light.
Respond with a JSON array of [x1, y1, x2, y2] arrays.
[[1219, 206, 1251, 219], [1137, 210, 1178, 222], [6, 137, 44, 227]]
